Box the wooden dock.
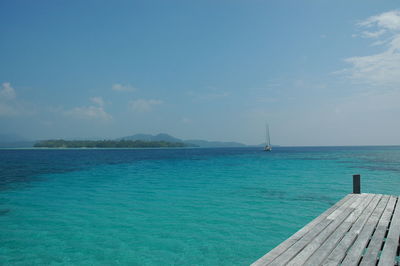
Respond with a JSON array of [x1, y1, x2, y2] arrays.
[[252, 175, 400, 266]]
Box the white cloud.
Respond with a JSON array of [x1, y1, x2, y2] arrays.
[[129, 99, 162, 112], [90, 96, 104, 106], [112, 83, 136, 92], [358, 10, 400, 31], [361, 29, 386, 38], [65, 97, 112, 120], [0, 82, 16, 101], [0, 82, 18, 116], [343, 10, 400, 87], [370, 40, 386, 46], [65, 106, 112, 120]]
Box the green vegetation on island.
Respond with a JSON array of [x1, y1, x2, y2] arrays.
[[34, 139, 192, 148]]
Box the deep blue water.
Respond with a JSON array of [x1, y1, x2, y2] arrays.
[[1, 146, 400, 265]]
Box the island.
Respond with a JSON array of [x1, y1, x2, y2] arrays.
[[34, 139, 193, 148]]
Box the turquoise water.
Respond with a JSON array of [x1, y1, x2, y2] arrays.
[[1, 147, 400, 265]]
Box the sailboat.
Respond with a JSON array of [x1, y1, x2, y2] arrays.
[[264, 123, 272, 151]]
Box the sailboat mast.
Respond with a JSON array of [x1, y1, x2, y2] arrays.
[[266, 123, 270, 146]]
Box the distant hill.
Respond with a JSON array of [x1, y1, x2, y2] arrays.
[[119, 133, 182, 143], [119, 133, 247, 147], [34, 139, 190, 148], [0, 132, 250, 148]]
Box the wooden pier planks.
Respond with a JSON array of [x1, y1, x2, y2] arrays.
[[251, 194, 353, 266], [378, 195, 400, 266], [360, 196, 397, 266], [252, 193, 399, 266]]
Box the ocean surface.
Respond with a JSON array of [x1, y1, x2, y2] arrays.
[[1, 146, 400, 265]]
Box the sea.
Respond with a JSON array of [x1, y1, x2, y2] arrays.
[[1, 146, 400, 265]]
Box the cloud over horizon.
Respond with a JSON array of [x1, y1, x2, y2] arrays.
[[2, 3, 400, 145], [112, 83, 136, 92], [0, 82, 18, 117], [90, 96, 105, 107], [0, 82, 16, 101], [344, 10, 400, 88], [64, 97, 112, 120], [129, 99, 163, 112]]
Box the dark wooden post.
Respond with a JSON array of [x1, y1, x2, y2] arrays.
[[353, 174, 361, 194]]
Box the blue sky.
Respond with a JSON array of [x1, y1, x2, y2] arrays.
[[1, 0, 400, 145]]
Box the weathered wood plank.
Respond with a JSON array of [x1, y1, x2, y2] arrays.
[[322, 194, 383, 266], [267, 195, 358, 266], [378, 196, 400, 266], [252, 194, 399, 266], [286, 194, 368, 265], [341, 195, 390, 266], [304, 194, 374, 265], [359, 195, 397, 266], [251, 194, 353, 266]]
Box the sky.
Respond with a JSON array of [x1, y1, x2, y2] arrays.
[[1, 0, 400, 146]]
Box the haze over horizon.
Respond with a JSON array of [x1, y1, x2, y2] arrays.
[[1, 1, 400, 146]]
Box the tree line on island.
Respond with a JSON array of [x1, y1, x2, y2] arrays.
[[34, 139, 195, 148], [2, 133, 250, 148]]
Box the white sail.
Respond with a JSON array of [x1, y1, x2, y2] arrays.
[[264, 123, 272, 151]]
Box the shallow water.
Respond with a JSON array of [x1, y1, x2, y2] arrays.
[[1, 147, 399, 265]]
